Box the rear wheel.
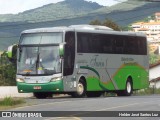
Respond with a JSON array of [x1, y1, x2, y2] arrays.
[[71, 79, 86, 98], [125, 80, 132, 96], [117, 78, 133, 96]]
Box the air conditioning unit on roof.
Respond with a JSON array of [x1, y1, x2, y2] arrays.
[[69, 24, 113, 31]]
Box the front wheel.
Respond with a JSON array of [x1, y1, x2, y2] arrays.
[[71, 80, 86, 98]]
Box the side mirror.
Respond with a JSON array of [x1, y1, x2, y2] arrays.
[[59, 43, 66, 58], [7, 44, 17, 63]]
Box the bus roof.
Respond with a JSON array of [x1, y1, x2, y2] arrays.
[[21, 25, 146, 37]]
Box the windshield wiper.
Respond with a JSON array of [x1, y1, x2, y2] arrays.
[[36, 52, 40, 73]]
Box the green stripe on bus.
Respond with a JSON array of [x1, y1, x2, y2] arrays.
[[80, 66, 100, 79]]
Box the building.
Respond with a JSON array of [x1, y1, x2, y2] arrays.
[[155, 12, 160, 22], [149, 61, 160, 88], [131, 12, 160, 43], [131, 21, 160, 42]]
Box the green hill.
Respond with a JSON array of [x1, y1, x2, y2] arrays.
[[0, 0, 160, 51], [0, 0, 102, 23]]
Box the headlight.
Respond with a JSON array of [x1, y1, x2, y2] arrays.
[[16, 78, 25, 83], [50, 77, 62, 82]]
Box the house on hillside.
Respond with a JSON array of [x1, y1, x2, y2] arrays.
[[131, 21, 160, 42], [131, 12, 160, 43], [149, 61, 160, 88], [155, 12, 160, 22]]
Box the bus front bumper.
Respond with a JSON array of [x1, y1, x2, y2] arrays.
[[17, 80, 64, 93]]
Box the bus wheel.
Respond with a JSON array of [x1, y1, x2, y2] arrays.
[[71, 79, 86, 98], [124, 79, 133, 96], [117, 78, 133, 96], [34, 92, 48, 99]]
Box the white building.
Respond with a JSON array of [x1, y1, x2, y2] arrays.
[[131, 12, 160, 43], [155, 12, 160, 22], [149, 61, 160, 88], [131, 21, 160, 42]]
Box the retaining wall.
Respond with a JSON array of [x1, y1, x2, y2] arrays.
[[0, 86, 33, 98]]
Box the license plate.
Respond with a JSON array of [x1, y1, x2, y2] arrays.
[[33, 86, 41, 90]]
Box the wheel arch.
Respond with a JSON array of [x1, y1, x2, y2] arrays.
[[77, 75, 87, 88], [71, 75, 87, 98], [127, 76, 133, 87], [127, 76, 133, 83]]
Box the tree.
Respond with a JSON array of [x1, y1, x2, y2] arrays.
[[103, 18, 121, 31], [149, 53, 160, 64], [90, 19, 101, 25], [0, 51, 16, 86], [89, 18, 121, 31]]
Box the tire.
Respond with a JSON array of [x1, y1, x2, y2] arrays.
[[34, 92, 50, 99], [117, 78, 133, 96], [71, 79, 86, 98], [124, 79, 133, 96], [86, 91, 102, 97]]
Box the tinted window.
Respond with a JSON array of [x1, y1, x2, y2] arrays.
[[77, 33, 92, 53], [77, 32, 147, 55]]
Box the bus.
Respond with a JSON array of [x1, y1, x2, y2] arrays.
[[7, 25, 149, 98]]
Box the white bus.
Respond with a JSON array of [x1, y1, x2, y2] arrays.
[[7, 25, 149, 98]]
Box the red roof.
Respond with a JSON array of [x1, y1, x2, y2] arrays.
[[138, 28, 149, 31], [155, 12, 160, 16], [150, 77, 160, 82]]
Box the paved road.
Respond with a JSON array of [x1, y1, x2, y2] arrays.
[[1, 95, 160, 120]]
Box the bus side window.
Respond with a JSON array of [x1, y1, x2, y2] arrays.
[[101, 35, 112, 53], [138, 37, 147, 55], [77, 33, 91, 53], [115, 36, 124, 54]]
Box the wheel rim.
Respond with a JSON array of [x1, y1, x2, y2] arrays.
[[77, 82, 84, 95], [127, 82, 131, 93]]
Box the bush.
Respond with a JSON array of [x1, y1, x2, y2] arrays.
[[0, 51, 16, 86], [0, 97, 25, 106], [133, 88, 160, 95]]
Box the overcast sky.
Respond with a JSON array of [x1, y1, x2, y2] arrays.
[[0, 0, 127, 14]]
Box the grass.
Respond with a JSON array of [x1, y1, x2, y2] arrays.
[[133, 88, 160, 95], [103, 88, 160, 97], [0, 97, 25, 110]]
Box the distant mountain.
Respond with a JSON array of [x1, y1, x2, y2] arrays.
[[0, 0, 102, 23], [0, 0, 160, 51]]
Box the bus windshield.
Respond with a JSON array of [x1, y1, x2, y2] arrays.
[[17, 33, 62, 75], [18, 46, 61, 75]]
